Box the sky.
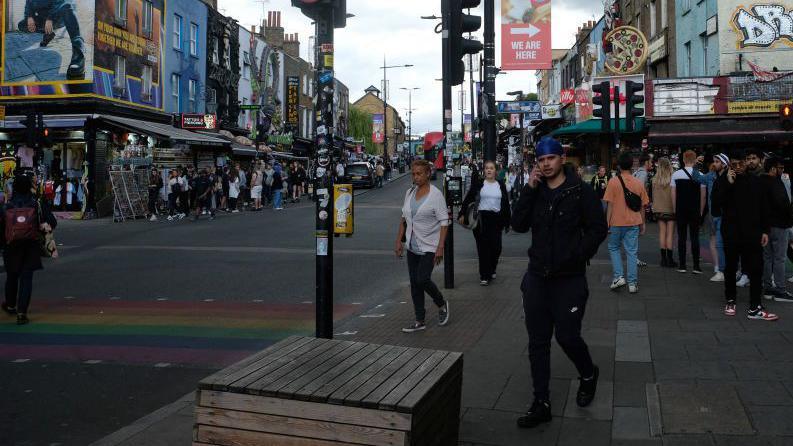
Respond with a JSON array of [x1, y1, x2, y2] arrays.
[[218, 0, 605, 136]]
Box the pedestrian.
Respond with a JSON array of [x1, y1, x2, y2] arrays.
[[166, 170, 180, 221], [672, 150, 707, 273], [294, 162, 306, 201], [651, 157, 677, 267], [192, 169, 214, 221], [179, 168, 190, 218], [147, 167, 162, 221], [250, 164, 263, 211], [458, 160, 511, 286], [228, 169, 240, 213], [711, 149, 778, 321], [272, 164, 284, 210], [702, 154, 729, 281], [221, 166, 230, 211], [394, 159, 450, 333], [1, 172, 58, 325], [761, 155, 793, 302], [590, 165, 610, 210], [604, 151, 650, 293], [376, 162, 385, 188], [511, 137, 608, 428]]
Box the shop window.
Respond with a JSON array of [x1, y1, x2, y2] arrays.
[[142, 1, 153, 38], [115, 0, 127, 27], [173, 15, 182, 50], [142, 65, 153, 102], [172, 73, 181, 113], [684, 42, 692, 76], [113, 55, 126, 93], [189, 79, 198, 113], [190, 23, 199, 56], [243, 52, 250, 80], [649, 1, 656, 37], [212, 38, 219, 65]]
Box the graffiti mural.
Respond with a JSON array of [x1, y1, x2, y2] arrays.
[[720, 1, 793, 73], [732, 4, 793, 47]]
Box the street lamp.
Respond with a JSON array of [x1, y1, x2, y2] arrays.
[[380, 58, 413, 175], [400, 87, 420, 152]]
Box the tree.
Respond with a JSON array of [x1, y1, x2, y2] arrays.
[[348, 105, 376, 154]]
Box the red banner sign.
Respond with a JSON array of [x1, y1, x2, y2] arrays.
[[501, 0, 552, 70], [560, 89, 575, 104]]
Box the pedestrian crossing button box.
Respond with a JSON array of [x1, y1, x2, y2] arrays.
[[446, 176, 463, 206]]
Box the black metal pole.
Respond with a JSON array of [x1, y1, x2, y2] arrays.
[[442, 1, 454, 289], [314, 8, 335, 339], [483, 0, 496, 162], [468, 51, 476, 160], [613, 85, 620, 168], [383, 58, 389, 173]]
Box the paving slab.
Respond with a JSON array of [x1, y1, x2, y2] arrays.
[[563, 379, 614, 421], [557, 418, 612, 446], [658, 383, 753, 435], [654, 360, 736, 381], [615, 362, 655, 383], [661, 434, 715, 446], [745, 406, 793, 436], [459, 407, 562, 446], [613, 406, 651, 440], [615, 381, 649, 408], [734, 380, 793, 406]]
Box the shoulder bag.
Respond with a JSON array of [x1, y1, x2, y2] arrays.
[[617, 175, 643, 212]]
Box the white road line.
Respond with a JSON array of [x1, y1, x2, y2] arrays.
[[301, 301, 313, 304], [359, 314, 386, 318], [110, 297, 121, 300], [203, 299, 215, 302], [84, 360, 102, 364], [156, 298, 168, 301], [64, 296, 76, 300], [252, 299, 264, 303], [12, 359, 30, 363], [334, 331, 358, 336], [351, 302, 363, 305], [154, 363, 171, 368]]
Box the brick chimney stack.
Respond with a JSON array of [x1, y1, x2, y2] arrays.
[[263, 11, 284, 49], [283, 33, 300, 58]]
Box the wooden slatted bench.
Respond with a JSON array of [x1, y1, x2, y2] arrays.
[[193, 336, 464, 446]]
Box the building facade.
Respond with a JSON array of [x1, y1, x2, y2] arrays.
[[675, 0, 718, 77], [164, 0, 208, 115], [620, 0, 678, 78], [352, 90, 406, 158], [334, 79, 350, 138], [205, 7, 242, 133]]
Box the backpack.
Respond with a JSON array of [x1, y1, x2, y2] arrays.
[[5, 202, 38, 244]]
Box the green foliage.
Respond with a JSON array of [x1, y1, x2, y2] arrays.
[[348, 105, 376, 154]]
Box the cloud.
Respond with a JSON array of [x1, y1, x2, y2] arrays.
[[218, 0, 603, 136]]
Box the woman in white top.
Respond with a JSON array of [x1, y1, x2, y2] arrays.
[[395, 160, 450, 333], [228, 170, 241, 213], [458, 160, 512, 285]]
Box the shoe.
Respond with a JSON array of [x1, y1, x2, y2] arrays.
[[1, 303, 17, 316], [677, 265, 688, 273], [16, 314, 29, 325], [764, 289, 778, 300], [665, 250, 677, 268], [517, 400, 552, 428], [232, 209, 240, 213], [628, 283, 638, 294], [692, 265, 703, 275], [202, 210, 208, 215], [66, 47, 86, 80], [491, 273, 497, 280], [710, 272, 725, 282], [724, 302, 737, 317], [660, 249, 668, 267], [438, 302, 450, 326], [747, 306, 779, 321], [40, 32, 56, 47], [737, 274, 750, 288], [167, 215, 174, 221], [149, 215, 157, 222], [402, 321, 426, 333], [773, 291, 793, 303], [610, 277, 626, 291], [480, 280, 489, 286], [576, 365, 599, 407], [638, 259, 648, 268]]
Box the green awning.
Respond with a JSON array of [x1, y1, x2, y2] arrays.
[[551, 118, 645, 136]]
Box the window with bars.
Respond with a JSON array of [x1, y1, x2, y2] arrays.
[[142, 1, 153, 38], [115, 0, 127, 26], [189, 79, 197, 113], [173, 15, 182, 50]]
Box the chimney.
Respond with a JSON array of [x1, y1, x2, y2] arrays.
[[283, 33, 300, 58], [264, 10, 285, 49]]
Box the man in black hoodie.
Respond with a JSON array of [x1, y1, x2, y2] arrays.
[[511, 137, 608, 428], [712, 149, 778, 321], [761, 156, 793, 302]]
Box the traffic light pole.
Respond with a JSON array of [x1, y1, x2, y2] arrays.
[[483, 0, 496, 161], [442, 2, 455, 289], [314, 8, 335, 339], [612, 85, 620, 168]]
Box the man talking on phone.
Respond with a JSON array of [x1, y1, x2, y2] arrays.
[[511, 137, 608, 428]]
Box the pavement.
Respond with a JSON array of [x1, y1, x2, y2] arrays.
[[89, 236, 793, 446]]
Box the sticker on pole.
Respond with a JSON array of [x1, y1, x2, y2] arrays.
[[317, 237, 329, 256], [319, 70, 334, 84]]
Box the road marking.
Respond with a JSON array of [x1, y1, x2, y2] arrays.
[[84, 360, 102, 364], [400, 301, 407, 304], [64, 296, 76, 300], [351, 302, 362, 305], [12, 359, 30, 363], [110, 296, 121, 300], [302, 301, 313, 304], [360, 314, 386, 318], [252, 299, 264, 303], [203, 299, 215, 302], [156, 298, 168, 301], [335, 331, 358, 336], [154, 362, 171, 368]]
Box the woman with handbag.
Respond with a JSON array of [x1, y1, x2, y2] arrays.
[[1, 172, 57, 325], [458, 160, 512, 286]]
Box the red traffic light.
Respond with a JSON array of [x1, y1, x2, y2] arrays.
[[782, 104, 793, 131], [783, 104, 792, 117]]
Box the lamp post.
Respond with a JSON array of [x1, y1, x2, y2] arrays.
[[380, 58, 413, 177], [400, 87, 420, 154]]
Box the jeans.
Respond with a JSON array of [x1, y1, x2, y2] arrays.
[[522, 272, 594, 401], [273, 190, 283, 209], [474, 211, 503, 281], [18, 1, 84, 64], [5, 271, 34, 314], [167, 193, 177, 216], [608, 226, 640, 284], [724, 239, 763, 308], [677, 215, 701, 268], [763, 227, 789, 293], [713, 217, 726, 272], [406, 251, 446, 322]]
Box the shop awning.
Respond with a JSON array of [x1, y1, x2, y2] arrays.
[[232, 146, 257, 157], [648, 116, 793, 145], [551, 118, 646, 137], [97, 115, 229, 147]]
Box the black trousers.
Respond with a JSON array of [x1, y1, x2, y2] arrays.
[[724, 239, 763, 308], [407, 251, 446, 322], [676, 214, 701, 267], [5, 271, 34, 314], [474, 211, 503, 281], [148, 190, 158, 215], [522, 272, 594, 401]]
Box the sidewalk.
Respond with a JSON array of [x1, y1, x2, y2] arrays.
[[92, 253, 793, 446]]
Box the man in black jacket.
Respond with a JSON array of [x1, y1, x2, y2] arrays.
[[511, 137, 608, 428], [711, 149, 778, 321], [761, 156, 793, 302]]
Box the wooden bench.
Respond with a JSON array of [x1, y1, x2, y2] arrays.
[[193, 336, 464, 446]]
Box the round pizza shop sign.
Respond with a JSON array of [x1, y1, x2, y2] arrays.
[[605, 26, 648, 75]]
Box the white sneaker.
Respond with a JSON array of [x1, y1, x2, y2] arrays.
[[610, 277, 627, 290], [737, 274, 750, 288], [149, 215, 157, 222], [788, 276, 793, 283], [232, 209, 240, 213], [167, 215, 173, 221], [628, 283, 638, 294], [710, 272, 725, 282]]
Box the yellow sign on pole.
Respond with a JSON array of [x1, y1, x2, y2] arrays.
[[0, 105, 6, 120], [333, 184, 354, 235]]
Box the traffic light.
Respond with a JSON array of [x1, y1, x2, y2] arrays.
[[19, 112, 37, 146], [624, 80, 644, 133], [782, 104, 793, 131], [592, 81, 611, 133], [443, 0, 483, 86], [292, 0, 346, 28], [36, 112, 52, 147]]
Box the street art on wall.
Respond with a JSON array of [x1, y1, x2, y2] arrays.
[[720, 1, 793, 73], [731, 4, 793, 48]]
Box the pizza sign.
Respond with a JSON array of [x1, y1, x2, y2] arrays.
[[605, 26, 648, 75]]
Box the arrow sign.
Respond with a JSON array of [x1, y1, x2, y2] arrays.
[[511, 24, 541, 37]]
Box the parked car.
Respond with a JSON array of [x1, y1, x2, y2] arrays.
[[344, 162, 376, 188]]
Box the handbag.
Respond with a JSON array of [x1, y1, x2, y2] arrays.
[[36, 201, 58, 258], [462, 191, 481, 231], [617, 175, 643, 212]]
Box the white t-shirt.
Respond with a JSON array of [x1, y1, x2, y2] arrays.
[[229, 178, 240, 198], [167, 178, 178, 195], [670, 167, 705, 189], [402, 185, 449, 254], [479, 181, 502, 212]]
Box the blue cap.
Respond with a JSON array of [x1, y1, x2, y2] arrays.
[[535, 137, 564, 158]]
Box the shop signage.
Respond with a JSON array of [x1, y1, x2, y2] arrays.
[[181, 114, 217, 130], [560, 89, 575, 104], [497, 101, 542, 120], [500, 0, 552, 70], [575, 86, 593, 122], [652, 78, 719, 117], [287, 76, 300, 126], [727, 100, 788, 114], [267, 134, 294, 145], [464, 114, 472, 142], [604, 26, 649, 75], [706, 15, 718, 36], [0, 105, 5, 120], [541, 104, 561, 119], [372, 114, 384, 143], [648, 31, 667, 64], [240, 104, 261, 110]]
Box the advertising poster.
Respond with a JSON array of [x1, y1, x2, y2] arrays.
[[497, 100, 542, 120], [463, 114, 472, 142], [286, 76, 299, 127], [372, 113, 384, 144], [575, 86, 593, 122], [501, 0, 552, 70], [718, 0, 793, 73]]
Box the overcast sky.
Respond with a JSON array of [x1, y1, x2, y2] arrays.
[[218, 0, 604, 136]]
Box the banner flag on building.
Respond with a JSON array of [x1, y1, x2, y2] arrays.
[[501, 0, 552, 70], [372, 114, 385, 143], [464, 114, 472, 142]]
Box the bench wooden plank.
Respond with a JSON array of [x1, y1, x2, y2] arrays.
[[396, 352, 463, 412], [307, 344, 399, 403], [328, 347, 419, 406], [377, 351, 450, 411], [277, 342, 369, 399], [199, 336, 309, 390], [410, 369, 462, 440], [198, 390, 412, 431], [295, 343, 382, 400], [228, 338, 330, 392], [361, 350, 448, 408], [244, 339, 340, 394], [196, 407, 408, 446], [195, 425, 360, 446], [259, 341, 359, 397]]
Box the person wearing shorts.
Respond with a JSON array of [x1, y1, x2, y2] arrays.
[[251, 166, 264, 211]]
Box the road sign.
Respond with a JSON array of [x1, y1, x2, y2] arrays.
[[240, 104, 261, 110], [0, 105, 5, 120]]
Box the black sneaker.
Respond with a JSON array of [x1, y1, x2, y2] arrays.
[[517, 400, 552, 428], [692, 265, 703, 275], [401, 321, 426, 333], [16, 314, 29, 325], [774, 291, 793, 303], [438, 302, 450, 326], [1, 303, 17, 316], [576, 365, 599, 407], [40, 32, 56, 47]]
